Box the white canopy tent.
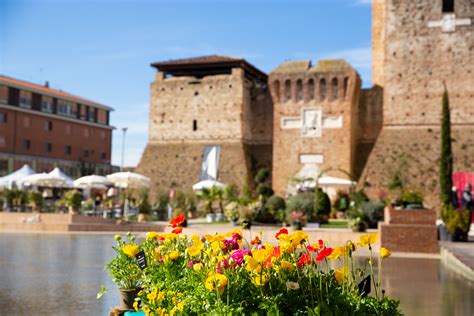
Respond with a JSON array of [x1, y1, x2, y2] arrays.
[[106, 172, 150, 189], [74, 175, 112, 189], [20, 167, 73, 188], [0, 165, 36, 189], [192, 179, 225, 191]]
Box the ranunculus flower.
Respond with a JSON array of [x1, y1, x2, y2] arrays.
[[205, 272, 228, 294], [169, 214, 185, 228], [315, 247, 334, 262], [229, 249, 251, 266], [251, 236, 261, 245], [380, 247, 391, 258], [222, 239, 239, 254], [275, 228, 288, 240], [286, 281, 300, 290], [279, 260, 295, 272], [122, 243, 140, 258], [297, 253, 311, 269], [168, 250, 179, 260]]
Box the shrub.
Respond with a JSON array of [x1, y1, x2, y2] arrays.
[[254, 168, 270, 184], [401, 188, 424, 206], [286, 192, 315, 222], [315, 188, 331, 220], [137, 193, 151, 215], [28, 191, 43, 212], [360, 200, 385, 228], [441, 205, 470, 241], [266, 195, 286, 212], [64, 190, 82, 211]]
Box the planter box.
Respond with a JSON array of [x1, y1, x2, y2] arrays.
[[379, 206, 439, 253]]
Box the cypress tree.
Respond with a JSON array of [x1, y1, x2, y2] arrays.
[[440, 87, 453, 207]]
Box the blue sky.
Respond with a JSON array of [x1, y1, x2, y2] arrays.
[[0, 0, 372, 167]]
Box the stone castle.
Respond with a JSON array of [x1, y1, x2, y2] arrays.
[[137, 0, 474, 207]]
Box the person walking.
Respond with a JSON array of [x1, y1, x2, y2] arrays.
[[462, 183, 473, 210], [452, 186, 460, 209]]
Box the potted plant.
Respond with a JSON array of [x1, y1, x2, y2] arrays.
[[441, 205, 470, 241], [401, 188, 424, 209], [197, 187, 223, 222], [28, 191, 43, 212], [99, 233, 143, 310], [64, 190, 82, 214], [137, 192, 151, 222]]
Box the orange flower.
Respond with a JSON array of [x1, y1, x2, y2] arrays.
[[275, 228, 288, 240], [169, 214, 185, 228], [172, 227, 183, 234], [250, 236, 261, 245]]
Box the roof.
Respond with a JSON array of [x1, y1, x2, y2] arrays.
[[272, 60, 312, 73], [0, 75, 113, 111], [309, 60, 354, 73], [271, 59, 355, 75], [151, 55, 268, 82]]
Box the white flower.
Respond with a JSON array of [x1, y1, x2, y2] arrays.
[[286, 281, 300, 290]]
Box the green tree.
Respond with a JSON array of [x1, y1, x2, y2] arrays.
[[440, 87, 453, 207]]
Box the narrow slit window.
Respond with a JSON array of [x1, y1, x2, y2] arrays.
[[308, 79, 315, 100], [442, 0, 454, 13], [193, 120, 198, 131], [296, 80, 303, 102], [273, 81, 280, 102], [285, 80, 291, 102], [319, 79, 327, 101], [331, 78, 338, 100]]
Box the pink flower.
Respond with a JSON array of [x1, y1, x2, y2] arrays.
[[229, 249, 251, 267]]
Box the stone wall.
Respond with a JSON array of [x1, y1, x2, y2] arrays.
[[359, 126, 474, 209], [269, 60, 362, 195], [139, 63, 273, 198], [382, 0, 474, 125]]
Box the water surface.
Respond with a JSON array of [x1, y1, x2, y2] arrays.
[[0, 233, 472, 315]]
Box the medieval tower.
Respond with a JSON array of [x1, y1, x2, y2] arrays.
[[360, 0, 474, 206], [136, 56, 273, 198]]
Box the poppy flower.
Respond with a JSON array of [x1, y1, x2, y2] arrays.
[[172, 227, 183, 234], [297, 253, 311, 269], [275, 228, 288, 240], [315, 247, 333, 262], [169, 214, 185, 228]]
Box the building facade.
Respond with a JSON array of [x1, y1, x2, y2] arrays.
[[139, 0, 473, 208], [0, 75, 114, 177], [136, 56, 273, 198]]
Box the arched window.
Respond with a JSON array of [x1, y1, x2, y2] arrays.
[[296, 80, 303, 102], [273, 80, 280, 102], [308, 79, 315, 100], [319, 78, 326, 101], [442, 0, 454, 13], [343, 77, 349, 99], [285, 80, 291, 102], [332, 78, 338, 100]]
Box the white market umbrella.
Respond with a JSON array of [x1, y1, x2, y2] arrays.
[[74, 175, 112, 189], [48, 168, 74, 187], [192, 179, 225, 191], [106, 171, 150, 189], [317, 176, 355, 187], [0, 164, 36, 189]]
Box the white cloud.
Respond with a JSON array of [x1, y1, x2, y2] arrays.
[[353, 0, 372, 5]]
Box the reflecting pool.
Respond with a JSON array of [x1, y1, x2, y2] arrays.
[[0, 233, 472, 315]]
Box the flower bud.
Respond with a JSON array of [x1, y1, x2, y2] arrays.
[[114, 235, 121, 241]]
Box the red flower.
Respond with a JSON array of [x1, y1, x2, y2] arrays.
[[297, 253, 311, 269], [172, 227, 183, 234], [250, 236, 261, 245], [315, 247, 333, 263], [275, 228, 289, 240], [169, 214, 185, 228]]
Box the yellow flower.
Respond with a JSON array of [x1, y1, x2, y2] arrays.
[[380, 247, 391, 258], [359, 233, 379, 247], [204, 234, 225, 243], [252, 272, 270, 286], [122, 243, 140, 258], [193, 262, 203, 272], [133, 301, 139, 311], [279, 260, 295, 272], [328, 246, 346, 260], [169, 250, 179, 260], [176, 301, 185, 311], [205, 272, 228, 294], [289, 231, 308, 246], [146, 231, 159, 240], [245, 255, 261, 273], [187, 238, 203, 257], [252, 249, 268, 263], [335, 267, 348, 285]]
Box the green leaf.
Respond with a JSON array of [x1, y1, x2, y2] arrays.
[[96, 285, 107, 300]]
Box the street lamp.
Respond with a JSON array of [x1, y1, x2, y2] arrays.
[[120, 127, 128, 171]]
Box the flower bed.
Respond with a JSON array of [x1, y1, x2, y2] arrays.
[[101, 216, 401, 315]]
